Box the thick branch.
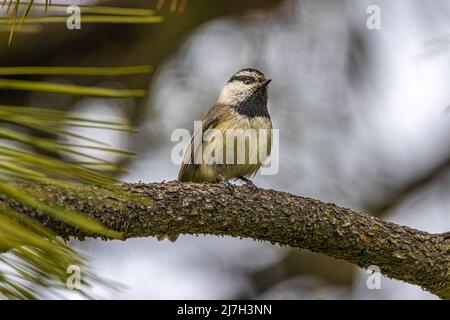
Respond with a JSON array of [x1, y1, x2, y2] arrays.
[[1, 182, 449, 299]]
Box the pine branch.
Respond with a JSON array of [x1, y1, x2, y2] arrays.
[[1, 181, 449, 299]]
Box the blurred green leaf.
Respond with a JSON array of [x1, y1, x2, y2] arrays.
[[0, 79, 147, 97], [0, 15, 165, 25], [0, 24, 41, 33], [0, 65, 152, 76], [16, 2, 156, 16], [2, 1, 164, 44]]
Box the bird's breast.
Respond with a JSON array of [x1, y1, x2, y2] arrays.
[[202, 113, 272, 171]]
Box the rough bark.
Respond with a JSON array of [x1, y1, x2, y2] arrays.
[[0, 181, 449, 299]]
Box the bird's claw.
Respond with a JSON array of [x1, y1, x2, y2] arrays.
[[219, 179, 235, 193], [238, 175, 258, 193], [245, 181, 258, 193]]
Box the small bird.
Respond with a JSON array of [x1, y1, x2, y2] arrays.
[[178, 68, 272, 187]]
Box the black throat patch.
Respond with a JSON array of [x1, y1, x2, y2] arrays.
[[234, 89, 270, 118]]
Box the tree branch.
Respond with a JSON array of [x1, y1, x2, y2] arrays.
[[1, 182, 449, 299]]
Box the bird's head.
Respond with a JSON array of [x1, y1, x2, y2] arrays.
[[218, 68, 271, 108]]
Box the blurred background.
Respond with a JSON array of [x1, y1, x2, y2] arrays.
[[1, 0, 449, 299]]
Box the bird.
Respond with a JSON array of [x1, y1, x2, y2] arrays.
[[178, 68, 272, 188]]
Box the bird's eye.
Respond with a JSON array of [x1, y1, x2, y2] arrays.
[[243, 79, 253, 85]]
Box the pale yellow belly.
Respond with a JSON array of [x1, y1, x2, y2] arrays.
[[198, 115, 272, 181]]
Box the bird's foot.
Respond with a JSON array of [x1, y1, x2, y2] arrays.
[[238, 175, 258, 193], [217, 173, 235, 193], [221, 179, 235, 193], [156, 233, 179, 242]]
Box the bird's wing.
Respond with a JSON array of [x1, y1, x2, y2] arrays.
[[178, 104, 226, 182]]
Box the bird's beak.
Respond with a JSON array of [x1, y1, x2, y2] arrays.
[[260, 79, 272, 88]]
